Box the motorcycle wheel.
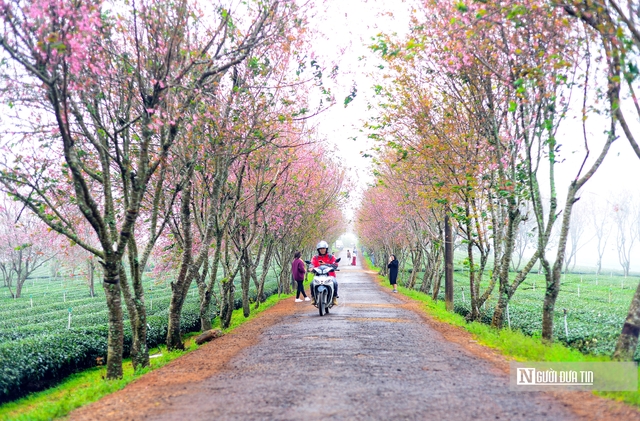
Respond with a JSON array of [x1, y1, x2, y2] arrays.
[[319, 296, 325, 316]]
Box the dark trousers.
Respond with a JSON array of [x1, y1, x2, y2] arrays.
[[295, 280, 307, 299]]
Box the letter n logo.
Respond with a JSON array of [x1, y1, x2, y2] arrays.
[[517, 368, 535, 385]]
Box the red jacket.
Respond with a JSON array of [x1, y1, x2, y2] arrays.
[[311, 253, 337, 277]]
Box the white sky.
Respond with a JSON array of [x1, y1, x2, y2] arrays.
[[307, 0, 413, 220]]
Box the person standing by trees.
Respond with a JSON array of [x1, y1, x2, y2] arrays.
[[292, 252, 309, 302], [388, 255, 399, 293]]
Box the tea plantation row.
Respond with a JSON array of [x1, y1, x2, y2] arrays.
[[405, 269, 640, 359], [0, 270, 280, 403]]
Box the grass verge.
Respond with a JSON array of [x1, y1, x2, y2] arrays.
[[364, 255, 640, 408], [0, 291, 293, 421]]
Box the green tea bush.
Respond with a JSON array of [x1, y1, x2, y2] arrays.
[[412, 270, 640, 360], [0, 277, 280, 403], [0, 304, 206, 403], [0, 266, 282, 404], [0, 332, 107, 403]]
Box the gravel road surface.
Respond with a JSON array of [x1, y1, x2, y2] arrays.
[[148, 254, 578, 421]]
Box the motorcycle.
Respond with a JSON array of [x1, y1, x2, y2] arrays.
[[305, 258, 340, 316]]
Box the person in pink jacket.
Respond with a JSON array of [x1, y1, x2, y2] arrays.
[[291, 251, 310, 302]]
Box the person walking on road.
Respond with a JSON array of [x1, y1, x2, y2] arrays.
[[292, 251, 310, 302], [388, 254, 399, 293]]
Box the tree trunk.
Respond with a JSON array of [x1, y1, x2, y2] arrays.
[[381, 248, 390, 276], [199, 288, 214, 331], [168, 175, 216, 347], [195, 258, 211, 331], [613, 277, 640, 360], [431, 272, 442, 301], [432, 242, 444, 301], [15, 276, 25, 299], [398, 249, 407, 286], [421, 244, 442, 295], [445, 214, 454, 311], [491, 206, 520, 328], [167, 256, 208, 351], [467, 228, 479, 319], [476, 272, 498, 314], [541, 273, 560, 341], [167, 285, 187, 350], [241, 250, 251, 318], [420, 266, 431, 294], [249, 238, 265, 303], [88, 259, 95, 298], [596, 259, 602, 276], [120, 249, 149, 369], [254, 241, 274, 308], [200, 234, 223, 331], [542, 187, 579, 341], [279, 246, 293, 295], [103, 272, 124, 379], [167, 182, 194, 351], [407, 248, 422, 290], [220, 277, 235, 329]]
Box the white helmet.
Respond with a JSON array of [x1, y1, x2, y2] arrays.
[[316, 240, 329, 251]]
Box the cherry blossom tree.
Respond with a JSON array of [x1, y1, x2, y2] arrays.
[[0, 0, 304, 378], [361, 0, 616, 340], [150, 10, 342, 346], [0, 196, 60, 298]]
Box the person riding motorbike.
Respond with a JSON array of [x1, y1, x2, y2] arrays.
[[310, 240, 339, 306]]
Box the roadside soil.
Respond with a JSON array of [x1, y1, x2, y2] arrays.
[[66, 252, 640, 421]]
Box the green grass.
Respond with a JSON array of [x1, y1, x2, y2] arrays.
[[0, 292, 293, 421], [365, 255, 640, 408]]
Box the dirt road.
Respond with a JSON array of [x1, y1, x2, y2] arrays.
[[68, 251, 640, 420]]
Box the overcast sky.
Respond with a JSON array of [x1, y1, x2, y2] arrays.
[[306, 0, 412, 216]]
